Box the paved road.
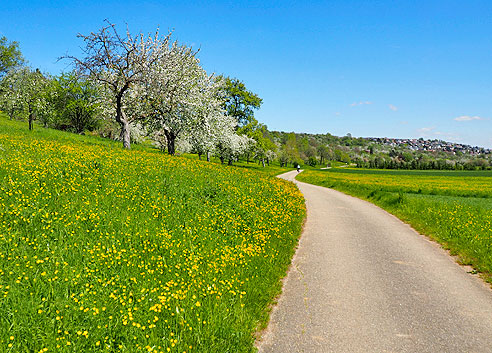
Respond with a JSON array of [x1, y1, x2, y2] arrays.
[[257, 171, 492, 353]]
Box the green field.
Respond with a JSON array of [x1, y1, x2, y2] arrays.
[[0, 117, 305, 352], [297, 168, 492, 282]]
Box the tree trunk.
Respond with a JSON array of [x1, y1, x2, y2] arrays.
[[228, 159, 233, 166], [115, 95, 131, 149], [28, 105, 33, 131], [164, 130, 176, 155], [262, 159, 265, 167], [220, 157, 224, 164], [246, 153, 250, 163], [198, 153, 202, 160], [206, 152, 210, 162], [119, 118, 131, 150], [74, 108, 83, 133]]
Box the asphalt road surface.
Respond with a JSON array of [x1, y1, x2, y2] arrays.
[[257, 170, 492, 353]]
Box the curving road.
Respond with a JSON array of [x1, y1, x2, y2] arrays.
[[257, 171, 492, 353]]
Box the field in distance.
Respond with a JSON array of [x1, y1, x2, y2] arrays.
[[0, 116, 305, 352], [297, 168, 492, 283]]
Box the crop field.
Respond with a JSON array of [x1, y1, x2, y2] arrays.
[[297, 168, 492, 282], [0, 117, 305, 352]]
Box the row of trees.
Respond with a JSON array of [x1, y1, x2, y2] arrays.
[[3, 28, 489, 170], [0, 23, 278, 166], [354, 154, 490, 170], [0, 69, 102, 133]]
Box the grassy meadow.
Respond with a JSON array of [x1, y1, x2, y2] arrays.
[[297, 168, 492, 282], [0, 117, 305, 352]]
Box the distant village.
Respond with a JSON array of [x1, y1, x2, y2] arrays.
[[366, 137, 491, 155], [269, 130, 492, 170]]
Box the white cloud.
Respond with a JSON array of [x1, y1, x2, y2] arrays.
[[417, 127, 435, 134], [388, 104, 398, 111], [350, 101, 372, 107], [454, 115, 484, 122], [435, 131, 461, 140]]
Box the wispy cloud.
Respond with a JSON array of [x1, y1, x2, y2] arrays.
[[335, 112, 341, 116], [399, 121, 408, 125], [417, 127, 435, 135], [435, 131, 461, 140], [350, 101, 372, 107], [388, 104, 398, 111], [454, 115, 485, 122]]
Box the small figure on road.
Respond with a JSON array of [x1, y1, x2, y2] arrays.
[[296, 164, 300, 173]]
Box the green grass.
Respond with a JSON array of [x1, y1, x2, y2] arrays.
[[319, 167, 492, 178], [0, 116, 305, 352], [297, 168, 492, 283]]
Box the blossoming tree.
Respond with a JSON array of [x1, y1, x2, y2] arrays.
[[141, 43, 226, 155], [65, 21, 171, 149]]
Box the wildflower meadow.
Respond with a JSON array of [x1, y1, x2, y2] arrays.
[[0, 117, 305, 352]]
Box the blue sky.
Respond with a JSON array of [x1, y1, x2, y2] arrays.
[[2, 0, 492, 147]]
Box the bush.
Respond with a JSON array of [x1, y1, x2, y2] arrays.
[[307, 156, 317, 167]]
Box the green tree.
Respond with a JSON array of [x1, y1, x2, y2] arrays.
[[334, 149, 351, 163], [0, 36, 24, 77], [51, 73, 102, 133], [298, 136, 310, 155], [221, 76, 262, 127], [285, 133, 300, 167], [400, 151, 413, 162], [317, 145, 330, 165], [307, 156, 317, 167], [239, 121, 276, 166]]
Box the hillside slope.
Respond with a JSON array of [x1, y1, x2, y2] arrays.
[[0, 117, 305, 352]]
